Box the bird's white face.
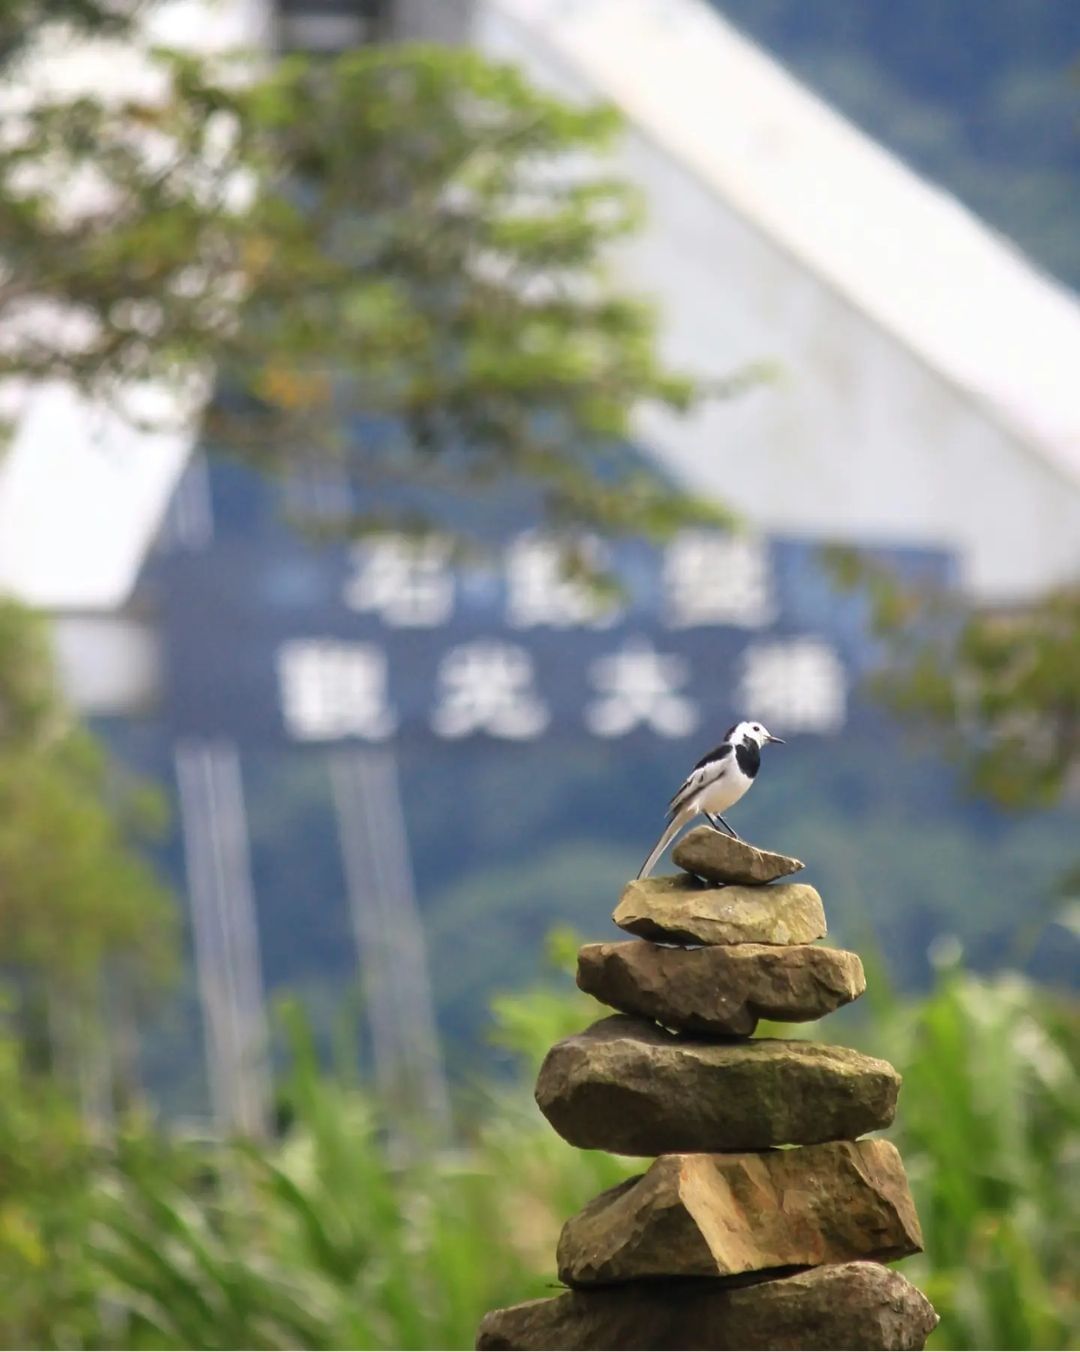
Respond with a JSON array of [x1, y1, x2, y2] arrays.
[[732, 720, 783, 747]]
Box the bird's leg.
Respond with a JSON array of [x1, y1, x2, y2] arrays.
[[713, 813, 741, 840]]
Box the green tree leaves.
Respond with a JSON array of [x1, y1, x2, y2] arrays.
[[3, 20, 737, 541], [0, 602, 174, 1041]]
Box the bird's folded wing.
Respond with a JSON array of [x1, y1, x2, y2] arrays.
[[667, 742, 732, 818]]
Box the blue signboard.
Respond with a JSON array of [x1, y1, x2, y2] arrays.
[[157, 503, 956, 746]]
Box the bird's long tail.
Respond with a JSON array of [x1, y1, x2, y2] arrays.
[[637, 805, 696, 880]]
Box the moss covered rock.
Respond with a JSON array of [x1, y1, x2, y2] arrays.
[[557, 1140, 922, 1285], [535, 1015, 900, 1154], [614, 875, 826, 947], [576, 939, 865, 1035], [476, 1261, 938, 1350]]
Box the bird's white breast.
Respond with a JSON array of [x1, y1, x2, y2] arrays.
[[695, 765, 752, 815]]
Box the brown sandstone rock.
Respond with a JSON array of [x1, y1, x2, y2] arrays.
[[475, 1260, 939, 1350], [576, 940, 865, 1035], [614, 875, 825, 947], [672, 827, 804, 885], [557, 1140, 922, 1286], [535, 1015, 899, 1154]]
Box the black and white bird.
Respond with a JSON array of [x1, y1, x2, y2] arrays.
[[637, 720, 785, 879]]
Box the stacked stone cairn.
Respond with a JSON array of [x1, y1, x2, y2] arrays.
[[477, 828, 939, 1351]]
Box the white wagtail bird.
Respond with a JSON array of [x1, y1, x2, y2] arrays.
[[637, 721, 785, 879]]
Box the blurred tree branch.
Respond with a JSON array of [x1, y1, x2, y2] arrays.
[[826, 547, 1080, 811], [1, 5, 755, 542]]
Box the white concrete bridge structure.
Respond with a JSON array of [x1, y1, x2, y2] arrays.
[[472, 0, 1080, 604]]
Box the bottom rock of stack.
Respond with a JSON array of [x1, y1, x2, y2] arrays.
[[475, 1261, 939, 1351]]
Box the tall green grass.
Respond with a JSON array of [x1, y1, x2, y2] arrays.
[[0, 956, 1075, 1350], [868, 966, 1078, 1350]]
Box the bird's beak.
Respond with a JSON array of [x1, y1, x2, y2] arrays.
[[767, 735, 785, 744]]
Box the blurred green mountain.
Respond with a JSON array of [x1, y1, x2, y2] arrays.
[[711, 0, 1080, 288]]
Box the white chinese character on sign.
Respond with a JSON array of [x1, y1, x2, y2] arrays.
[[278, 640, 397, 741], [431, 641, 549, 739], [586, 637, 698, 738], [344, 534, 453, 627], [506, 531, 619, 629], [664, 531, 774, 628], [738, 637, 847, 733]]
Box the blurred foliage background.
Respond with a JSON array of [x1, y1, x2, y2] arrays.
[[0, 937, 1076, 1351], [1, 2, 1078, 1350]]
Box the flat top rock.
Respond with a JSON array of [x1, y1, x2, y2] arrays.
[[577, 940, 865, 1036], [476, 1261, 939, 1351], [558, 1139, 923, 1286], [535, 1014, 901, 1155], [615, 875, 826, 947], [672, 827, 805, 885]]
